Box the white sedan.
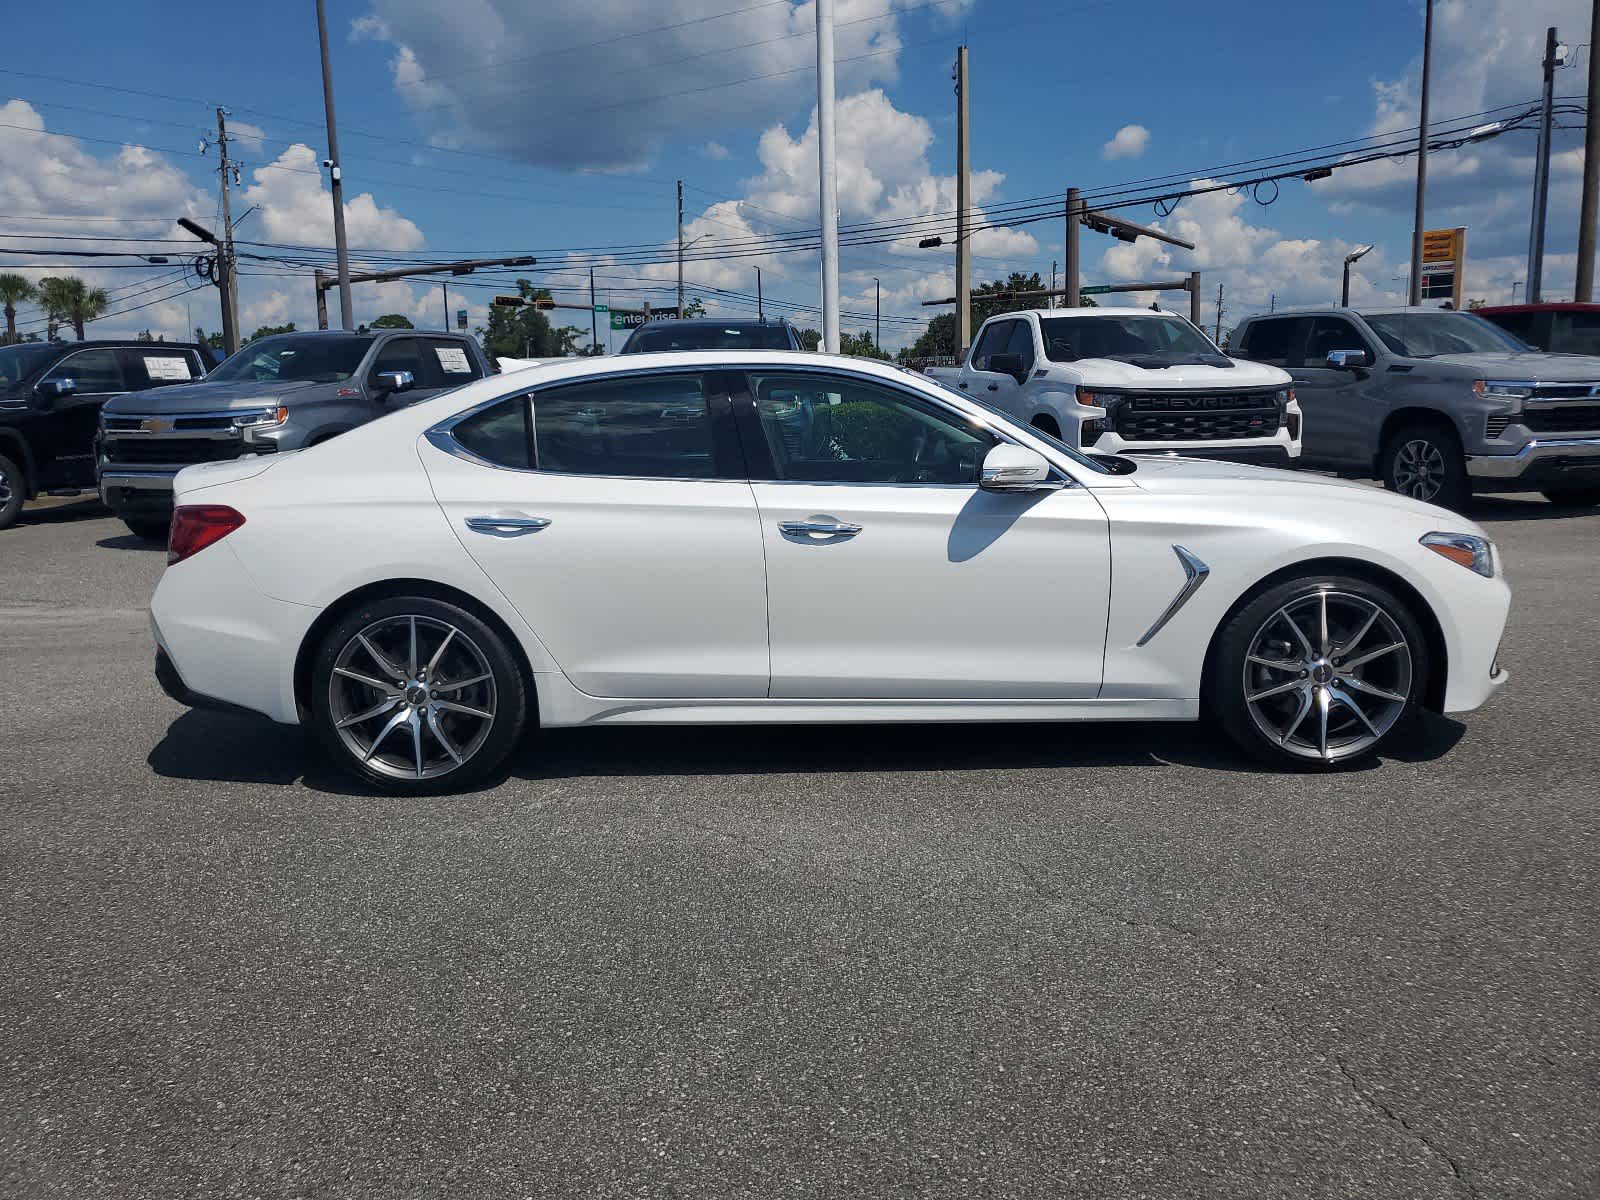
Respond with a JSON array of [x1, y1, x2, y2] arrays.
[[150, 351, 1510, 794]]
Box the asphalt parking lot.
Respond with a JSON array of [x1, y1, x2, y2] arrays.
[[2, 494, 1596, 1199]]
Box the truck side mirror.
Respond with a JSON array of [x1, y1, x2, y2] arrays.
[[987, 352, 1026, 383], [373, 370, 415, 399], [32, 378, 76, 410], [1326, 349, 1372, 370]]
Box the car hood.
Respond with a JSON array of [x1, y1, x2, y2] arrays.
[[1121, 454, 1478, 529], [1055, 358, 1291, 388], [102, 378, 326, 413], [1414, 351, 1600, 380]]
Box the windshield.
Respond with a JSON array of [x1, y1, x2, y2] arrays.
[[207, 334, 375, 383], [625, 324, 793, 352], [1361, 312, 1525, 357], [0, 344, 59, 388], [1038, 314, 1223, 365]]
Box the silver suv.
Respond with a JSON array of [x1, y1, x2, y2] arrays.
[[1230, 307, 1600, 509], [98, 330, 491, 539]]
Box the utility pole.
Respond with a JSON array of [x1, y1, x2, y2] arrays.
[[815, 0, 840, 352], [1214, 282, 1225, 343], [212, 108, 239, 356], [1528, 25, 1561, 303], [316, 0, 354, 329], [1409, 0, 1434, 306], [1270, 292, 1276, 313], [1064, 187, 1082, 307], [314, 268, 329, 331], [755, 266, 763, 319], [1050, 260, 1057, 309], [873, 277, 881, 350], [441, 281, 449, 329], [676, 179, 685, 317], [954, 45, 971, 356], [590, 268, 599, 353], [1189, 271, 1202, 326], [1580, 0, 1600, 299]]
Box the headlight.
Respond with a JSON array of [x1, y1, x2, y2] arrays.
[[232, 406, 288, 429], [1077, 387, 1119, 408], [1472, 380, 1535, 401], [1420, 531, 1495, 578]]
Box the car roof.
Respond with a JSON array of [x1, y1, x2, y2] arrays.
[[1474, 302, 1600, 313], [626, 317, 791, 330], [1002, 306, 1184, 319], [26, 339, 212, 351]]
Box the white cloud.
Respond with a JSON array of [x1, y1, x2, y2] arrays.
[[1102, 124, 1150, 161], [702, 141, 730, 161], [241, 144, 425, 250]]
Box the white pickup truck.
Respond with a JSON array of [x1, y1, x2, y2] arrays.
[[925, 307, 1301, 465]]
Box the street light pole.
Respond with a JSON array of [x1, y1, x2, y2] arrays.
[[677, 179, 685, 317], [755, 266, 763, 320], [815, 0, 840, 352], [315, 0, 354, 330], [873, 277, 881, 350], [1409, 0, 1434, 307], [1342, 244, 1374, 307]]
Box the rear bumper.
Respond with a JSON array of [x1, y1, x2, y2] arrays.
[[154, 642, 265, 719], [1467, 436, 1600, 485]]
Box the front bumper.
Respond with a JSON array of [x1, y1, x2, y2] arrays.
[[1120, 444, 1297, 469], [1466, 436, 1600, 484]]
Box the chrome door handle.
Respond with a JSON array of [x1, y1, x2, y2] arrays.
[[465, 515, 550, 536], [779, 520, 862, 538]]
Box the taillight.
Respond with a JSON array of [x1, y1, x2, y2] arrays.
[[167, 505, 245, 565]]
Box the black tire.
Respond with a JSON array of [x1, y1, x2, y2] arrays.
[[1541, 487, 1600, 507], [0, 452, 23, 531], [124, 517, 170, 543], [1206, 572, 1431, 770], [1380, 419, 1469, 509], [308, 594, 529, 795]]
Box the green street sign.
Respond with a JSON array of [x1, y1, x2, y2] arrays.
[[593, 304, 609, 314], [1079, 285, 1113, 296], [609, 311, 630, 330]]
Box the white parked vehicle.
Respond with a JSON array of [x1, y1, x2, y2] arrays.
[[925, 307, 1302, 465], [150, 351, 1508, 794]]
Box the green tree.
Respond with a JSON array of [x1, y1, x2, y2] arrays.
[[477, 279, 581, 359], [247, 322, 297, 342], [370, 313, 414, 329], [193, 327, 225, 351], [838, 330, 890, 360], [0, 273, 35, 345], [899, 273, 1055, 362], [796, 327, 822, 351], [37, 276, 109, 340], [680, 297, 707, 317], [135, 329, 165, 342]]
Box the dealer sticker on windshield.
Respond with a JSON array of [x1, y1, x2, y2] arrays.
[[435, 347, 472, 374], [142, 356, 193, 381]]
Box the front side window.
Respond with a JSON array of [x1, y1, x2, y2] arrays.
[[1237, 317, 1309, 367], [370, 337, 426, 386], [749, 372, 997, 485], [1004, 319, 1037, 373], [41, 347, 125, 393], [1303, 317, 1372, 366], [208, 334, 375, 383], [970, 321, 1012, 372], [533, 373, 716, 478], [1360, 312, 1524, 357], [0, 344, 58, 388]]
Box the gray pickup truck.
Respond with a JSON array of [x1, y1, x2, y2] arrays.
[[98, 329, 492, 539], [1230, 306, 1600, 509]]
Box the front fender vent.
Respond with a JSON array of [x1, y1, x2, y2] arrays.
[[1485, 413, 1512, 439]]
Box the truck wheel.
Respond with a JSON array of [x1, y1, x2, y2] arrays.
[[0, 452, 23, 531], [1541, 487, 1600, 507], [124, 517, 171, 543], [1381, 421, 1469, 509]]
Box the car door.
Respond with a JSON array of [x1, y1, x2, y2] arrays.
[[735, 367, 1111, 700], [960, 320, 1024, 409], [34, 347, 128, 488], [420, 368, 770, 698], [1290, 316, 1380, 467]]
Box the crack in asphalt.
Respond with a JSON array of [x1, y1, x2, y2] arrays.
[[1334, 1055, 1476, 1199]]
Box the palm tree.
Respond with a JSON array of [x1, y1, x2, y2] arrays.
[[0, 273, 34, 345], [37, 276, 109, 340]]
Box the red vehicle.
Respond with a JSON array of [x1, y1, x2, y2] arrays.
[[1474, 302, 1600, 356]]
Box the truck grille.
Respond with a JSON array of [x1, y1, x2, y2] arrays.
[[101, 437, 239, 465], [1523, 403, 1600, 434], [1113, 391, 1282, 442]]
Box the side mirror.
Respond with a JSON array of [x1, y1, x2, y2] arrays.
[[987, 352, 1027, 383], [33, 378, 76, 410], [979, 443, 1062, 492], [373, 369, 415, 398], [1326, 349, 1372, 370]]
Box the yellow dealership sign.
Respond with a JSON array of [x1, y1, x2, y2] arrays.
[[1419, 227, 1466, 307]]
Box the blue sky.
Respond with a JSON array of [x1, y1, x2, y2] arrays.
[[0, 0, 1589, 349]]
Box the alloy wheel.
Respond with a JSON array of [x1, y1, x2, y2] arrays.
[[1393, 437, 1446, 501], [1242, 590, 1413, 762], [327, 614, 497, 781], [0, 462, 13, 507]]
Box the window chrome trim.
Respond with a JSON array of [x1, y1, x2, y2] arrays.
[[1136, 545, 1211, 646]]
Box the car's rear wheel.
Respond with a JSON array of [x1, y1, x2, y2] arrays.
[[1541, 487, 1600, 507], [1381, 420, 1469, 509], [309, 596, 528, 794], [1207, 574, 1430, 769], [124, 517, 170, 543], [0, 452, 23, 531]]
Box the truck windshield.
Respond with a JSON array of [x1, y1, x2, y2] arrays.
[[1360, 312, 1524, 357], [0, 344, 58, 388], [1037, 315, 1224, 365], [207, 334, 375, 383]]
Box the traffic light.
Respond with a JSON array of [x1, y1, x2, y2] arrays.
[[531, 297, 556, 310], [491, 295, 524, 308]]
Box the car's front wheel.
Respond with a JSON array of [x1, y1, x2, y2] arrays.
[[309, 595, 529, 794], [1207, 574, 1430, 769], [0, 452, 23, 531]]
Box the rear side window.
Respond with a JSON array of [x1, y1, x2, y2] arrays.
[[452, 397, 532, 469], [1237, 317, 1309, 367], [122, 348, 200, 389], [426, 338, 481, 385], [1481, 310, 1538, 346], [532, 374, 716, 479], [1548, 311, 1600, 355]]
